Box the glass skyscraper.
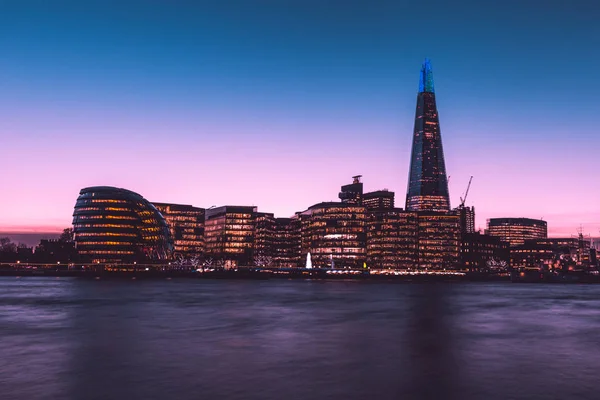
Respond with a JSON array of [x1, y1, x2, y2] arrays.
[[406, 59, 450, 212]]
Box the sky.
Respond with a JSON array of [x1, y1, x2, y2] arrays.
[[1, 0, 599, 237]]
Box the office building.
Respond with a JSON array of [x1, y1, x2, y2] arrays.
[[272, 217, 302, 267], [486, 217, 547, 247], [515, 235, 592, 268], [416, 212, 461, 269], [204, 206, 256, 268], [254, 212, 275, 266], [152, 203, 205, 258], [406, 59, 451, 212], [300, 202, 366, 269], [339, 175, 363, 205], [366, 209, 417, 269], [363, 190, 395, 211], [72, 186, 173, 263], [461, 232, 509, 271], [456, 205, 475, 235]]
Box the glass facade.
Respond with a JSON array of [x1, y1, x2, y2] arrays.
[[486, 218, 548, 247], [416, 212, 460, 269], [406, 59, 450, 212], [300, 202, 366, 269], [204, 206, 257, 268], [272, 217, 301, 267], [72, 186, 173, 262], [363, 190, 395, 211], [254, 212, 275, 266], [152, 203, 205, 258], [366, 209, 417, 269]]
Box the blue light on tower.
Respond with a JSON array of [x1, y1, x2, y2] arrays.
[[418, 58, 435, 93]]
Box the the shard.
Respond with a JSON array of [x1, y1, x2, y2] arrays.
[[405, 59, 450, 211]]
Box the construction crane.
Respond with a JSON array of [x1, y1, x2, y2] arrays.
[[459, 176, 473, 207]]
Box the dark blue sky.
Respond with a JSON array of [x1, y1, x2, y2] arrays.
[[1, 0, 599, 235]]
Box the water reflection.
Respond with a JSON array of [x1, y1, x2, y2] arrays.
[[403, 284, 463, 400], [2, 279, 600, 400]]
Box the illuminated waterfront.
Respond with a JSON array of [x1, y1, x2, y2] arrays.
[[2, 278, 600, 400]]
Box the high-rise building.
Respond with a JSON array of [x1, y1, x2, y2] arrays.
[[406, 59, 450, 212], [339, 175, 363, 205], [363, 190, 395, 211], [72, 186, 173, 263], [152, 203, 205, 258], [486, 218, 547, 247], [366, 209, 417, 269], [300, 202, 366, 269], [204, 206, 256, 268]]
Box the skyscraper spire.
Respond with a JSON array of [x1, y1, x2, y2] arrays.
[[418, 58, 435, 93], [406, 59, 450, 211]]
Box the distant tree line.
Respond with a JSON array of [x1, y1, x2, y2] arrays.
[[0, 228, 75, 263]]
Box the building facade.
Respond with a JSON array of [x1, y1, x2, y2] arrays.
[[72, 186, 173, 263], [461, 232, 509, 271], [456, 205, 475, 235], [254, 212, 275, 266], [203, 206, 256, 268], [300, 202, 366, 269], [272, 217, 302, 267], [511, 235, 593, 269], [339, 175, 363, 205], [366, 209, 418, 269], [486, 217, 548, 247], [363, 190, 395, 211], [416, 211, 461, 269], [406, 59, 451, 212], [152, 203, 205, 258]]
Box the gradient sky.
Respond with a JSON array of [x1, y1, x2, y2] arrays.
[[1, 0, 599, 236]]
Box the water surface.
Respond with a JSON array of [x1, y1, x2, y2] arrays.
[[1, 278, 600, 400]]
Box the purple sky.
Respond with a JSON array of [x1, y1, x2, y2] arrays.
[[1, 1, 599, 237]]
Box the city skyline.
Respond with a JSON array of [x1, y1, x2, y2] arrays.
[[1, 1, 599, 237]]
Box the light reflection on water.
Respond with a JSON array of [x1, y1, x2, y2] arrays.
[[1, 278, 600, 400]]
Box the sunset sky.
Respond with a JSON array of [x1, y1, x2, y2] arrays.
[[1, 0, 599, 237]]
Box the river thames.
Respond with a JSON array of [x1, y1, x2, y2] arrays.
[[1, 278, 600, 400]]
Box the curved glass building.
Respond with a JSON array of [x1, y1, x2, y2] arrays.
[[72, 186, 173, 262]]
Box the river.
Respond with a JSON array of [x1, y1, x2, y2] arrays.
[[1, 278, 600, 400]]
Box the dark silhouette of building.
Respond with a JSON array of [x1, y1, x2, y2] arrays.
[[363, 190, 395, 211], [33, 238, 76, 263], [461, 232, 509, 271], [456, 205, 475, 235], [486, 217, 547, 247], [406, 59, 450, 212], [204, 206, 256, 268], [511, 235, 593, 269], [152, 203, 205, 258], [72, 187, 173, 263], [366, 209, 417, 269], [300, 202, 366, 269], [339, 175, 363, 205]]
